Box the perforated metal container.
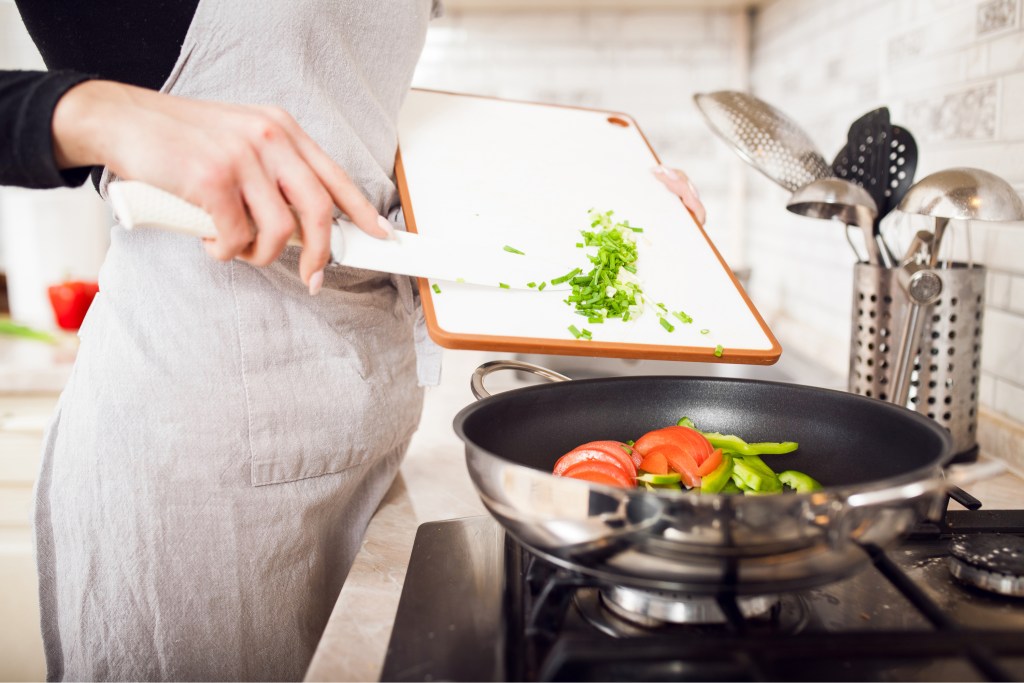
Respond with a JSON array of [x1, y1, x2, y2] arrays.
[[849, 263, 985, 462]]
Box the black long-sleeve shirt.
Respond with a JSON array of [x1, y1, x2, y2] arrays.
[[0, 1, 198, 189]]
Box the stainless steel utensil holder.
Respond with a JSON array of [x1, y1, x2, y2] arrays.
[[850, 263, 985, 462]]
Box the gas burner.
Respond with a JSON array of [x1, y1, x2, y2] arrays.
[[572, 586, 810, 638], [949, 534, 1024, 597], [601, 585, 777, 627]]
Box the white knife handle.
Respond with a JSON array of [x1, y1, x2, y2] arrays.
[[107, 180, 303, 247]]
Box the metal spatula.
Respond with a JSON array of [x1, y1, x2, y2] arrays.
[[694, 91, 831, 192]]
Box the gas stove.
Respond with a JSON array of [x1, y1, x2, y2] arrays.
[[381, 508, 1024, 682]]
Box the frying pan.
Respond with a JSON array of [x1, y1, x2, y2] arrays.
[[454, 361, 998, 595]]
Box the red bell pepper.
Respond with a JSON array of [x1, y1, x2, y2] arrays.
[[47, 280, 99, 331]]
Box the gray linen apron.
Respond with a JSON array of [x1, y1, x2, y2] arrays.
[[33, 1, 441, 679]]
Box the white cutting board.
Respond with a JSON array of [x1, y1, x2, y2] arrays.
[[395, 90, 780, 364]]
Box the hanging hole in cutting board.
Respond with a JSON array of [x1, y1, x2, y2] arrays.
[[607, 116, 630, 127]]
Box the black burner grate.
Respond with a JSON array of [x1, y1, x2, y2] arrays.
[[509, 511, 1024, 682]]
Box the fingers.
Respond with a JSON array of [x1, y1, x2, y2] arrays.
[[264, 107, 390, 239], [195, 163, 255, 262], [263, 150, 334, 291], [234, 163, 298, 268], [652, 165, 707, 226]]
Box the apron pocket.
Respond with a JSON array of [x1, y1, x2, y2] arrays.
[[230, 260, 422, 487]]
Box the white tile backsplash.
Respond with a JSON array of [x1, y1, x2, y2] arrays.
[[749, 0, 1024, 426], [412, 8, 750, 264]]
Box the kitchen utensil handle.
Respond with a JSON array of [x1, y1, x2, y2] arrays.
[[107, 180, 304, 248], [471, 360, 572, 400], [891, 269, 944, 406], [948, 486, 982, 510], [891, 299, 924, 406], [844, 460, 1005, 509]]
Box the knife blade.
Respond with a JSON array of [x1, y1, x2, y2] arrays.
[[107, 181, 572, 291]]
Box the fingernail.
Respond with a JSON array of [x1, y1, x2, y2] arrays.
[[651, 166, 665, 176], [687, 179, 701, 199], [660, 165, 680, 181], [308, 269, 324, 296], [377, 215, 396, 240]]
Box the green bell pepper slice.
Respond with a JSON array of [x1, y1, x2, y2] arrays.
[[643, 481, 683, 492], [720, 479, 742, 494], [732, 459, 782, 493], [638, 472, 682, 486], [701, 432, 799, 456], [779, 470, 823, 493], [699, 454, 733, 494], [675, 418, 798, 456]]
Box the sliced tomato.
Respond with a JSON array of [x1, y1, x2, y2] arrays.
[[553, 447, 633, 479], [696, 448, 724, 477], [566, 440, 637, 475], [638, 450, 669, 475], [648, 444, 701, 489], [560, 460, 633, 488], [634, 426, 714, 465]]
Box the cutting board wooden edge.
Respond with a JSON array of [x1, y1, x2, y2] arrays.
[[394, 88, 782, 366]]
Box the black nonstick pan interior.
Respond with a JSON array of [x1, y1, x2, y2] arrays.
[[457, 376, 952, 489]]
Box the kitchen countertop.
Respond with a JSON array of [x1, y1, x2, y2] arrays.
[[0, 334, 76, 393], [303, 349, 1024, 683]]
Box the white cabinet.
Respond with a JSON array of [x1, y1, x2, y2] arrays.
[[0, 394, 57, 682]]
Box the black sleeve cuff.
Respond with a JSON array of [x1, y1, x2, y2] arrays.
[[0, 70, 97, 189]]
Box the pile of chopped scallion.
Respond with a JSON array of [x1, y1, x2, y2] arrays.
[[558, 209, 724, 359], [562, 209, 645, 326]]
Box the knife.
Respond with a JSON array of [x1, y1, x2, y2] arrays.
[[107, 181, 572, 291]]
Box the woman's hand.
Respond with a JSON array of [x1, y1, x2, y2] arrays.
[[652, 165, 707, 227], [51, 80, 390, 295]]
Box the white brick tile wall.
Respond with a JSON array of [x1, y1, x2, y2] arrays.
[[750, 0, 1024, 425], [412, 8, 749, 263], [994, 376, 1024, 423], [409, 1, 1023, 428]]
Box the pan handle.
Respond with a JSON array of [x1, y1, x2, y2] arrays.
[[844, 460, 1005, 510], [471, 360, 572, 400]]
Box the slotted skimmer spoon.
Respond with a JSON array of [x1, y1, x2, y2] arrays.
[[694, 91, 831, 192]]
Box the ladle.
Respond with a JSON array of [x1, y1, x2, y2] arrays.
[[786, 178, 880, 263], [891, 167, 1024, 406], [898, 167, 1024, 268]]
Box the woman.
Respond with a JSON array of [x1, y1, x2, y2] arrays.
[[1, 2, 706, 679]]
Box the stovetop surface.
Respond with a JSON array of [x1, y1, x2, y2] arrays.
[[381, 513, 1024, 682]]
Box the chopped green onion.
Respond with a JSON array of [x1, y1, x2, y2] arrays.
[[587, 316, 603, 324], [431, 283, 441, 294], [499, 282, 510, 289], [527, 282, 536, 288], [673, 310, 693, 324], [0, 319, 56, 344], [714, 344, 724, 357], [550, 268, 582, 285], [628, 226, 644, 233], [656, 302, 667, 312], [576, 242, 584, 248], [568, 325, 582, 339], [700, 329, 710, 335], [659, 318, 675, 333], [503, 245, 525, 255], [538, 282, 547, 291], [581, 328, 593, 340]]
